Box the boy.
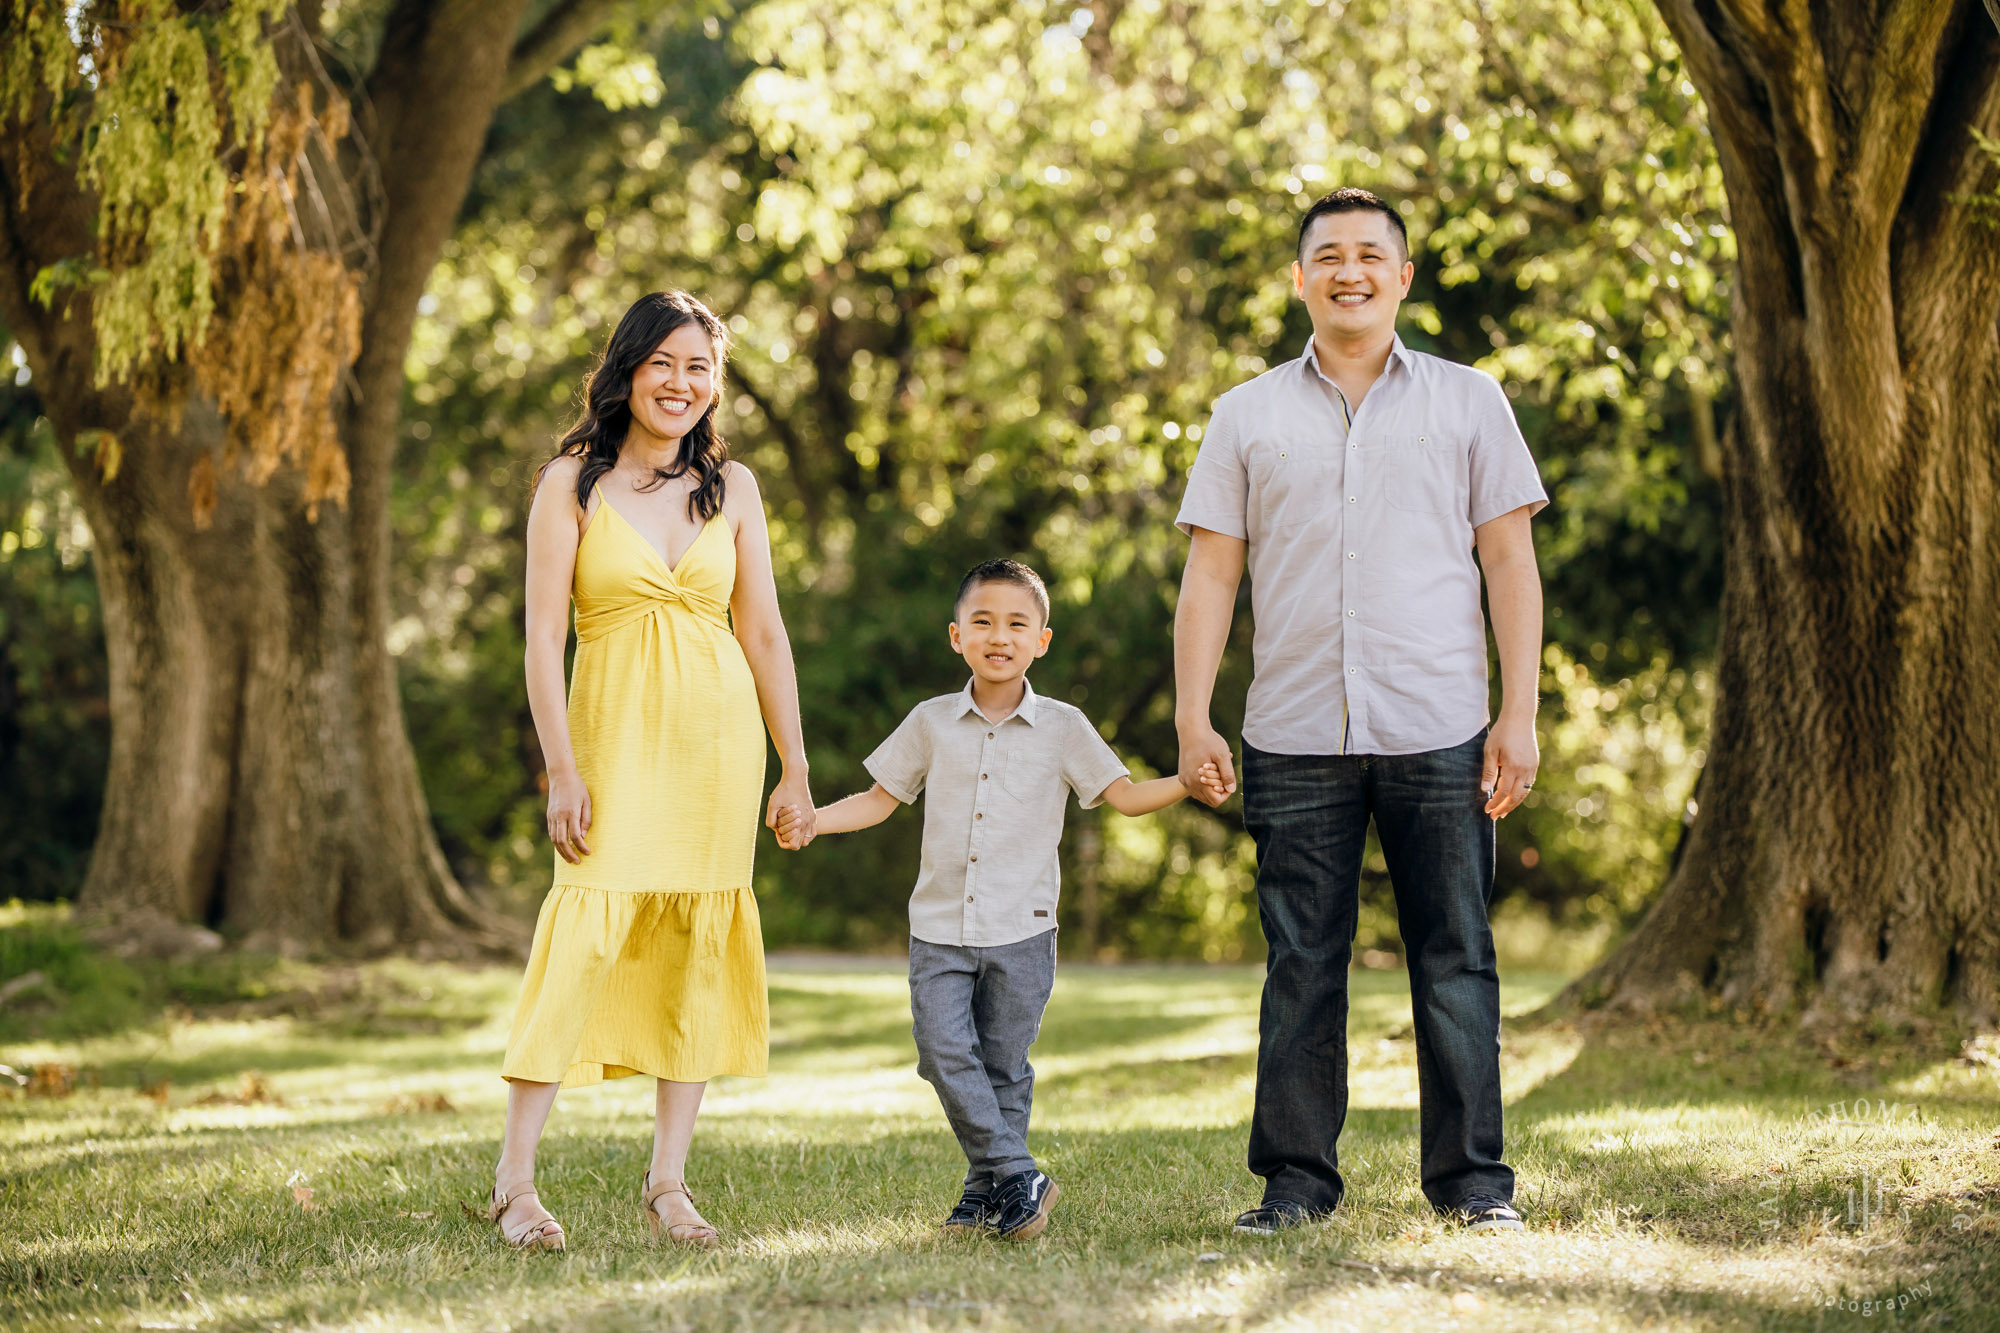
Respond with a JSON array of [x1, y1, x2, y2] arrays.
[[777, 559, 1224, 1240]]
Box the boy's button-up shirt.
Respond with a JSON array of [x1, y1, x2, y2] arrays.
[[866, 678, 1129, 948], [1174, 335, 1548, 757]]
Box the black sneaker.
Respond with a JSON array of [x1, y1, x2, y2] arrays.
[[1232, 1199, 1328, 1235], [941, 1188, 995, 1233], [992, 1170, 1060, 1241], [1450, 1196, 1524, 1232]]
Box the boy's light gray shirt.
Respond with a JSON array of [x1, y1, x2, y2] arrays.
[[1175, 335, 1548, 756], [866, 678, 1129, 948]]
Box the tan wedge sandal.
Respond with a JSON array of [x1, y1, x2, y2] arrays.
[[487, 1181, 566, 1252], [642, 1171, 719, 1248]]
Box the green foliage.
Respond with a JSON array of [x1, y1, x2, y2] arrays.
[[1496, 644, 1711, 922], [0, 377, 106, 903], [396, 0, 1728, 956], [3, 0, 290, 383], [2, 0, 1730, 960], [0, 903, 286, 1042]]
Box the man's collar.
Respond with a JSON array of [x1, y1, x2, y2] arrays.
[[1301, 332, 1413, 382], [956, 676, 1040, 725]]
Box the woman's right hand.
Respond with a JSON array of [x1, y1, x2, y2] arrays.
[[546, 771, 593, 863]]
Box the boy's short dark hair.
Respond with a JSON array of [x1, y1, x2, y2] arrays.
[[1296, 186, 1409, 262], [955, 559, 1051, 626]]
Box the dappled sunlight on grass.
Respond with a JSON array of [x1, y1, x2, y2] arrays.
[[2, 954, 1994, 1331]]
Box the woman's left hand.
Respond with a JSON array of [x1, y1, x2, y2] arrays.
[[767, 771, 816, 848]]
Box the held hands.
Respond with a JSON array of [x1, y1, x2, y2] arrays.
[[1190, 760, 1231, 804], [772, 802, 812, 850], [1178, 722, 1239, 808], [1482, 713, 1539, 818], [766, 770, 816, 850], [546, 771, 593, 864]]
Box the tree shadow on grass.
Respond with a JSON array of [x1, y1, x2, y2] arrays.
[[8, 1114, 1986, 1333]]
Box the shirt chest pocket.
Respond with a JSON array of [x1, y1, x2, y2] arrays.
[[1000, 735, 1060, 805], [1384, 433, 1465, 519], [1249, 442, 1341, 533]]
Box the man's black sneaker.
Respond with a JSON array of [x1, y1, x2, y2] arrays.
[[941, 1188, 995, 1233], [1232, 1199, 1328, 1234], [992, 1170, 1060, 1241], [1450, 1196, 1524, 1232]]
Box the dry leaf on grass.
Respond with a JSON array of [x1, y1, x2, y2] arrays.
[[286, 1169, 318, 1212], [195, 1071, 283, 1107], [26, 1063, 77, 1098], [379, 1093, 456, 1114], [1450, 1292, 1486, 1315], [139, 1078, 172, 1105]]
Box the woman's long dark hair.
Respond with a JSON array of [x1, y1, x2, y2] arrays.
[[546, 291, 732, 520]]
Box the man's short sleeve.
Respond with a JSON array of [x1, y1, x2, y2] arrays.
[[1174, 396, 1248, 539], [1466, 372, 1549, 529], [863, 706, 931, 804], [1062, 709, 1130, 810]]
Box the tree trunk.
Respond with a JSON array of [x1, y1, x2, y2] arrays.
[[52, 399, 502, 951], [1579, 0, 2000, 1022], [0, 0, 618, 952]]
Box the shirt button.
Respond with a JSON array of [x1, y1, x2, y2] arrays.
[[981, 773, 988, 780], [976, 813, 983, 820], [967, 896, 974, 903], [1347, 552, 1356, 559], [1347, 609, 1356, 617], [1347, 496, 1356, 503], [987, 732, 994, 739], [1348, 667, 1357, 674], [970, 854, 978, 862]]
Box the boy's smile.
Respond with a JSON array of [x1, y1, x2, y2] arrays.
[[949, 581, 1052, 714]]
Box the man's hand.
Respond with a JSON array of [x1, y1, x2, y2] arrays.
[[1481, 713, 1538, 818], [1178, 722, 1237, 807]]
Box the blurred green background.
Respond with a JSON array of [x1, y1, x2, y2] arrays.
[[0, 0, 1728, 964]]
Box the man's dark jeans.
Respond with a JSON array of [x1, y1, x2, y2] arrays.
[[1242, 730, 1514, 1214]]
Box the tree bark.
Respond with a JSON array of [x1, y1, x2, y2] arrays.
[[0, 0, 618, 952], [1577, 0, 2000, 1022]]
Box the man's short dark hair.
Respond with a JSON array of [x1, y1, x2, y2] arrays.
[[955, 558, 1050, 626], [1296, 187, 1409, 262]]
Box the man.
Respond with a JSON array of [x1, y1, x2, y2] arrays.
[[1174, 187, 1547, 1234]]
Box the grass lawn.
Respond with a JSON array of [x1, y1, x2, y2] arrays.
[[2, 917, 1996, 1330]]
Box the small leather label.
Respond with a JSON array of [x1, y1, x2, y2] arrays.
[[1033, 910, 1048, 917]]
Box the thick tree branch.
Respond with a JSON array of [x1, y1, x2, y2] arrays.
[[500, 0, 628, 102], [1654, 0, 1807, 321], [1896, 11, 2000, 332], [1853, 0, 1959, 220]]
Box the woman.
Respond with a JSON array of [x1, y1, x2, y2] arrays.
[[487, 291, 816, 1251]]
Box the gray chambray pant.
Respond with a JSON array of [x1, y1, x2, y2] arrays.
[[908, 929, 1057, 1190]]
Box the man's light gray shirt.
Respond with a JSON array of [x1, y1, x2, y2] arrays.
[[1175, 335, 1547, 756], [866, 678, 1129, 948]]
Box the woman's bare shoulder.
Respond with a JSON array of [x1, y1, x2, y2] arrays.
[[721, 459, 762, 515], [536, 453, 591, 509], [540, 452, 586, 486]]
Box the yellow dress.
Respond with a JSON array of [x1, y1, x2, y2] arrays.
[[501, 497, 768, 1088]]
